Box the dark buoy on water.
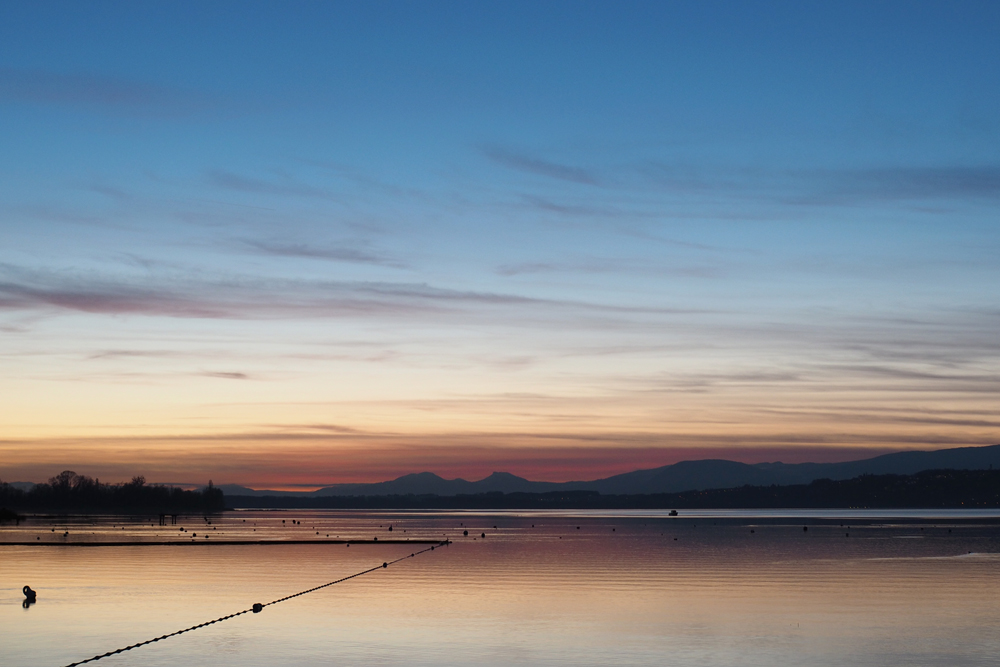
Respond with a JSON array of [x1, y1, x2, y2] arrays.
[[252, 603, 263, 613], [23, 585, 37, 602], [382, 562, 388, 568], [481, 532, 486, 538], [463, 530, 468, 536], [803, 526, 808, 532]]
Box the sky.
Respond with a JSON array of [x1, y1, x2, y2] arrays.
[[1, 1, 998, 488]]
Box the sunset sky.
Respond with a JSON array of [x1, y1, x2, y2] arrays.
[[1, 1, 998, 488]]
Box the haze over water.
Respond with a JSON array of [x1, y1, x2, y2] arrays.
[[4, 510, 1000, 667]]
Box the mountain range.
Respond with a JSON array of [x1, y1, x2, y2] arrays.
[[218, 443, 1000, 497]]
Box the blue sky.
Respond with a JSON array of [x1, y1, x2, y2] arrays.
[[1, 1, 998, 486]]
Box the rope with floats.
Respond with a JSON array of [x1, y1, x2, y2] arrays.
[[61, 541, 448, 667]]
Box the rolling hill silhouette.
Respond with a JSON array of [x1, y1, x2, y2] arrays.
[[218, 443, 1000, 497]]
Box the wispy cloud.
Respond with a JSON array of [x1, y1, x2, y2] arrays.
[[242, 239, 407, 268], [0, 263, 697, 322], [0, 270, 225, 317], [201, 371, 250, 380], [801, 165, 1000, 203], [87, 349, 183, 360], [520, 194, 622, 217], [496, 258, 721, 278], [760, 407, 1000, 430], [625, 163, 1000, 205], [482, 146, 599, 185], [207, 170, 334, 199], [0, 67, 219, 118], [632, 161, 1000, 207]]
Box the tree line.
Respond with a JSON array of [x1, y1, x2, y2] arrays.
[[0, 470, 225, 514]]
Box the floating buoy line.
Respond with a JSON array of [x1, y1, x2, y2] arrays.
[[60, 541, 449, 667]]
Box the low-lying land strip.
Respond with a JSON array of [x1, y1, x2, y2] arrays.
[[226, 469, 1000, 510]]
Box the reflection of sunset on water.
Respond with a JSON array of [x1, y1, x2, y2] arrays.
[[4, 511, 1000, 666]]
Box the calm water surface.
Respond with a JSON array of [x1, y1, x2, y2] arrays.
[[3, 510, 1000, 667]]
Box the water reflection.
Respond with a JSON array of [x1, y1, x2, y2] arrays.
[[3, 510, 1000, 667]]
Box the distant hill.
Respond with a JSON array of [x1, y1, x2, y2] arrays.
[[582, 444, 1000, 494], [217, 443, 1000, 498], [225, 469, 1000, 510], [216, 472, 560, 497]]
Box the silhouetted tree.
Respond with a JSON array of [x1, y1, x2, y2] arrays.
[[0, 473, 225, 513]]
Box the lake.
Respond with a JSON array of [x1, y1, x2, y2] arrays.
[[3, 509, 1000, 667]]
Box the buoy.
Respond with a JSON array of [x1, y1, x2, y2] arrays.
[[463, 530, 468, 536], [252, 603, 263, 613], [23, 585, 37, 601], [388, 526, 393, 532], [481, 532, 485, 538], [382, 562, 388, 568]]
